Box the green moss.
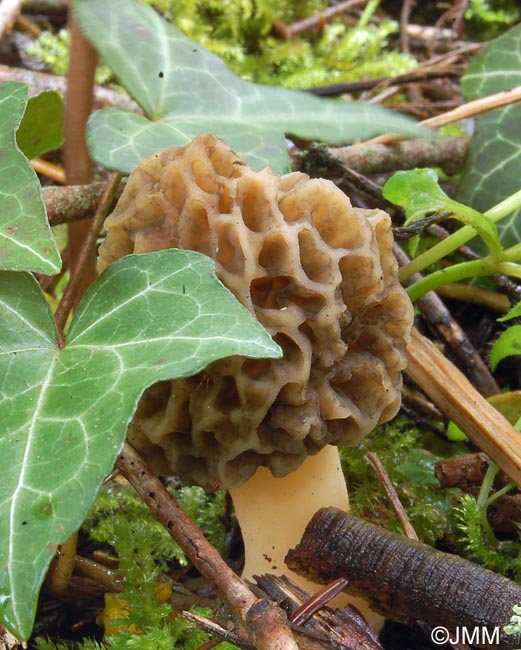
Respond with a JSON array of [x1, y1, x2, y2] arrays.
[[464, 0, 520, 40], [49, 483, 238, 650], [25, 30, 113, 84], [340, 416, 467, 545], [27, 2, 416, 90]]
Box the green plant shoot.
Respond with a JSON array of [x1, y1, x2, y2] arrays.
[[490, 300, 521, 371]]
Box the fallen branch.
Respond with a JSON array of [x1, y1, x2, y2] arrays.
[[299, 136, 469, 179], [286, 507, 521, 650], [116, 442, 299, 650], [42, 182, 122, 225]]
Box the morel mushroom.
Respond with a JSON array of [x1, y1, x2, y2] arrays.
[[98, 134, 412, 615]]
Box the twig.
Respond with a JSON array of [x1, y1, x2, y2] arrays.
[[63, 14, 98, 305], [406, 328, 521, 487], [363, 85, 521, 145], [43, 182, 123, 225], [305, 67, 461, 96], [54, 172, 122, 332], [254, 574, 383, 650], [399, 0, 413, 55], [299, 136, 469, 180], [286, 507, 521, 649], [181, 611, 253, 648], [45, 531, 79, 597], [290, 578, 349, 625], [0, 0, 23, 38], [116, 442, 299, 650], [73, 555, 125, 592], [0, 64, 140, 112], [31, 157, 66, 184], [271, 0, 367, 40], [365, 452, 419, 541]]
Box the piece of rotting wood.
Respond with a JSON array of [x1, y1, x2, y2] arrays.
[[286, 508, 521, 650], [255, 574, 383, 650]]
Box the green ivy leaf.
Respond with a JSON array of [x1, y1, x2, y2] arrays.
[[73, 0, 425, 174], [383, 168, 450, 224], [383, 168, 501, 257], [499, 298, 521, 322], [458, 23, 521, 249], [0, 82, 61, 274], [0, 249, 281, 640], [16, 89, 64, 160], [490, 325, 521, 370]]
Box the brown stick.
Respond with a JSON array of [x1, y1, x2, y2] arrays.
[[399, 0, 413, 55], [43, 182, 121, 225], [299, 136, 469, 180], [116, 442, 299, 650], [407, 328, 521, 487], [365, 452, 418, 541], [31, 158, 66, 184], [271, 0, 367, 40], [64, 15, 98, 306], [305, 68, 461, 97], [54, 172, 122, 332], [364, 85, 521, 145], [45, 531, 78, 597], [286, 508, 521, 650]]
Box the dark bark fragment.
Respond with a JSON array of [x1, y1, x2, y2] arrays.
[[286, 507, 521, 650]]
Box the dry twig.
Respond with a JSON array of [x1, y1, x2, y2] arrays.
[[365, 452, 419, 541], [116, 442, 299, 650], [271, 0, 366, 40], [54, 172, 122, 333], [363, 86, 521, 145]]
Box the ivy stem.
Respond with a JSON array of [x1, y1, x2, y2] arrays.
[[406, 258, 497, 301], [54, 172, 122, 334], [476, 463, 500, 547], [45, 531, 78, 597], [399, 186, 521, 282], [63, 14, 97, 307]]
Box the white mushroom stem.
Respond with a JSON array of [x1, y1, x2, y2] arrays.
[[229, 444, 383, 629]]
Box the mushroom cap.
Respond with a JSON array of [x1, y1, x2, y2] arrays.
[[98, 134, 413, 490]]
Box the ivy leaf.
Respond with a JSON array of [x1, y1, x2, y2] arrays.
[[0, 249, 281, 640], [383, 168, 501, 257], [0, 82, 61, 273], [16, 89, 64, 159], [73, 0, 425, 174], [458, 23, 521, 249], [490, 326, 521, 370], [383, 168, 451, 224], [498, 298, 521, 322]]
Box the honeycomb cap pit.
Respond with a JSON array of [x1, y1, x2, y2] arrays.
[[98, 134, 413, 490]]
